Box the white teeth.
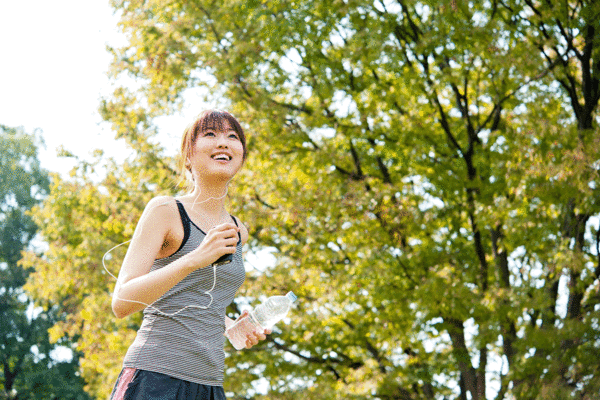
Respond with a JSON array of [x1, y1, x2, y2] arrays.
[[212, 154, 230, 161]]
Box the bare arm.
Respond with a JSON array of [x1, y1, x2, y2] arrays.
[[112, 197, 239, 318]]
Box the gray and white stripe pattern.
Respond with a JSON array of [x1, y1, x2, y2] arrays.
[[122, 201, 246, 386]]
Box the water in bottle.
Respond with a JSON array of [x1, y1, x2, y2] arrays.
[[225, 292, 297, 350]]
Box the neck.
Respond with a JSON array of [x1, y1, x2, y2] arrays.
[[186, 179, 230, 215]]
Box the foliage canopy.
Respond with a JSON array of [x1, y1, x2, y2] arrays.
[[25, 1, 600, 399]]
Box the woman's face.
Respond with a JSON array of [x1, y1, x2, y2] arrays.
[[189, 124, 245, 182]]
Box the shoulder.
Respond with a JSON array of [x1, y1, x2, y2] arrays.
[[145, 195, 179, 214], [140, 195, 180, 228], [232, 216, 249, 246]]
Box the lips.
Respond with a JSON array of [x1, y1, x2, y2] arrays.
[[211, 152, 232, 161]]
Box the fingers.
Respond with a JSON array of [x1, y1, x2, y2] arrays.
[[215, 236, 238, 255], [210, 228, 239, 245], [245, 336, 259, 348], [255, 329, 267, 341], [212, 229, 239, 241], [210, 222, 240, 233], [206, 225, 239, 256], [244, 327, 269, 349], [206, 223, 238, 240], [224, 236, 239, 246]]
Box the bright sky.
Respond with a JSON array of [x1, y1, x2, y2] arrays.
[[0, 0, 274, 366], [0, 0, 201, 176]]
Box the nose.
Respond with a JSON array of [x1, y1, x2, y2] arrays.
[[216, 133, 229, 147]]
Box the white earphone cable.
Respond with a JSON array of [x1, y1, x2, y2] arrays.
[[102, 180, 233, 318]]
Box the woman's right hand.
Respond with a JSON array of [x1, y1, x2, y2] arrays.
[[111, 197, 241, 318], [186, 222, 240, 268]]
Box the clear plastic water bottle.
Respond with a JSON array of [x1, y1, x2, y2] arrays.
[[225, 292, 297, 350]]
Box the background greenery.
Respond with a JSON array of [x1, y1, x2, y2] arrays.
[[0, 126, 90, 400], [11, 0, 600, 399]]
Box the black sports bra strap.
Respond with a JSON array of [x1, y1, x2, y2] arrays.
[[231, 215, 242, 242], [175, 200, 191, 245]]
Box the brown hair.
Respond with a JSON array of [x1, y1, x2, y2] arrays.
[[178, 110, 247, 188]]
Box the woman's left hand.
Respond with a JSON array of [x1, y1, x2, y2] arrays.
[[237, 310, 272, 349]]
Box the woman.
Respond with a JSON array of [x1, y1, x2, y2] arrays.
[[109, 110, 268, 400]]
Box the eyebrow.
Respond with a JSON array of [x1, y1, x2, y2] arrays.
[[202, 129, 239, 136]]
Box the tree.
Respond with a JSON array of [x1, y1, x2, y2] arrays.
[[25, 0, 600, 399], [0, 125, 90, 400]]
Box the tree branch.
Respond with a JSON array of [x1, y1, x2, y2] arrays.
[[342, 318, 388, 373], [265, 336, 363, 370], [253, 191, 276, 210], [445, 317, 479, 399], [430, 89, 464, 156]]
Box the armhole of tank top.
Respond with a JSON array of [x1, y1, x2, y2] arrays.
[[173, 200, 191, 255], [231, 215, 242, 243]]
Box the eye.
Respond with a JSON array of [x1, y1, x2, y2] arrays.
[[229, 133, 239, 139], [204, 131, 216, 137]]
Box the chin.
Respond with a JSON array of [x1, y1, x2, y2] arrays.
[[208, 168, 239, 182]]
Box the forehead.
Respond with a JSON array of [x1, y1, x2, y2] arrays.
[[201, 121, 234, 132], [197, 113, 235, 132]]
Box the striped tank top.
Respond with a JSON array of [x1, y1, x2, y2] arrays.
[[122, 200, 246, 386]]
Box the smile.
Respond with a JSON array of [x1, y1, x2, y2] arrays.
[[211, 153, 232, 161]]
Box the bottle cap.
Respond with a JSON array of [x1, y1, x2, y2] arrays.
[[286, 291, 297, 302]]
